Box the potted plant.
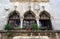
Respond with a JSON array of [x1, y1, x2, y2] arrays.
[[4, 24, 13, 30], [31, 23, 39, 30], [4, 24, 13, 39]]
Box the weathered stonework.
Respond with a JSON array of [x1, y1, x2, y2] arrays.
[[10, 0, 49, 2], [0, 0, 60, 30]]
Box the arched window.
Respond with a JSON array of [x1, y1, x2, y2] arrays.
[[23, 10, 37, 29], [39, 11, 52, 30], [8, 10, 20, 27]]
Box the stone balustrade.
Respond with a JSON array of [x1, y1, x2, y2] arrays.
[[0, 30, 60, 39], [13, 36, 49, 39]]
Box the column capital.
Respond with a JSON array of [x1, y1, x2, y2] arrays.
[[36, 16, 39, 20], [20, 16, 24, 20]]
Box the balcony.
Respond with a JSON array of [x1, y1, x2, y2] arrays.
[[0, 30, 60, 39]]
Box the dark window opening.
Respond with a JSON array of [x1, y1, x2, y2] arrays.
[[39, 19, 52, 30], [39, 11, 52, 30], [23, 19, 36, 27], [8, 10, 20, 27], [23, 10, 37, 29]]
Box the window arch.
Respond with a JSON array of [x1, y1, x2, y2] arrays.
[[40, 11, 50, 19], [8, 10, 20, 27], [23, 10, 37, 29], [39, 11, 52, 30], [24, 10, 35, 19]]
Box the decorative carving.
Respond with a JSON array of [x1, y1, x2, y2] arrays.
[[14, 2, 19, 10], [14, 6, 17, 10], [42, 6, 45, 10], [33, 3, 40, 13]]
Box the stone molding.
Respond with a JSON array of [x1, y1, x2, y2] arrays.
[[10, 0, 49, 2]]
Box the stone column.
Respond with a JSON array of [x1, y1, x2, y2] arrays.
[[45, 33, 47, 36], [38, 33, 40, 36], [20, 19, 23, 28], [56, 33, 59, 39], [20, 16, 23, 28], [31, 33, 33, 36], [36, 15, 41, 28], [36, 18, 40, 28]]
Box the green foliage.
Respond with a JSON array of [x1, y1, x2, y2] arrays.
[[4, 24, 13, 30], [7, 32, 12, 37], [14, 26, 20, 30], [22, 26, 27, 30], [4, 24, 13, 38], [31, 23, 38, 30]]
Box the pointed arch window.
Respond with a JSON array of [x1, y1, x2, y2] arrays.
[[23, 10, 37, 29], [39, 11, 52, 30], [8, 10, 20, 27]]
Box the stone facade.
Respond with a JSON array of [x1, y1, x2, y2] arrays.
[[0, 0, 60, 30], [0, 0, 60, 39]]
